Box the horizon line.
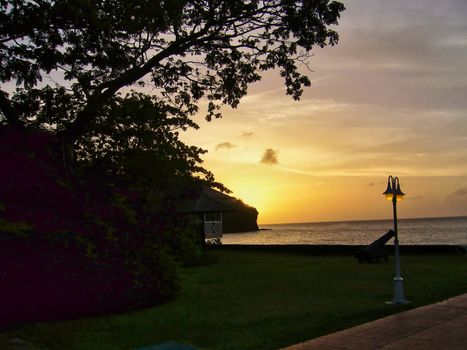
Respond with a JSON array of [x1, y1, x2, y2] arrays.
[[259, 215, 467, 227]]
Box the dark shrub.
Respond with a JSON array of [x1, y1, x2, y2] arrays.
[[0, 127, 183, 328]]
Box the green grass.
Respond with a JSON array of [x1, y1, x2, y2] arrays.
[[1, 250, 466, 350]]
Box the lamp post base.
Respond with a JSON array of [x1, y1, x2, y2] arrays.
[[387, 276, 409, 305]]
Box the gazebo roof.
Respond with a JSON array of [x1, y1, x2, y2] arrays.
[[178, 186, 235, 213]]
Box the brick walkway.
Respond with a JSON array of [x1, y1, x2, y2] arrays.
[[281, 293, 467, 350]]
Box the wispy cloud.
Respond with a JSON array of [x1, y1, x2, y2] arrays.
[[215, 142, 236, 151], [261, 148, 279, 165], [258, 114, 288, 125], [241, 132, 254, 138], [407, 195, 425, 201]]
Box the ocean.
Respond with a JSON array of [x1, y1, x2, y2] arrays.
[[222, 216, 467, 245]]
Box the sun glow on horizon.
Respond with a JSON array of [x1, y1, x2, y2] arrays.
[[215, 165, 284, 221]]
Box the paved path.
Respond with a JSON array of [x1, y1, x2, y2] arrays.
[[281, 293, 467, 350]]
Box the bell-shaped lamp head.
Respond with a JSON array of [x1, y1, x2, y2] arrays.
[[383, 180, 394, 200], [394, 182, 405, 201]]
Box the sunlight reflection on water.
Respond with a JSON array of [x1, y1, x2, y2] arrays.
[[222, 217, 467, 245]]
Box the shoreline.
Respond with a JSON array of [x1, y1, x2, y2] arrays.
[[211, 244, 467, 255]]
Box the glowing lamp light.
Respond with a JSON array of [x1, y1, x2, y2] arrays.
[[383, 176, 405, 201]]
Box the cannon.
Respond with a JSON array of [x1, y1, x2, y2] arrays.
[[354, 230, 395, 263]]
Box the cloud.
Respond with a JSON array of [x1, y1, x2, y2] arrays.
[[241, 132, 254, 138], [215, 142, 235, 151], [258, 114, 288, 124], [307, 0, 467, 113], [260, 148, 279, 165], [407, 195, 424, 201], [448, 186, 467, 198], [368, 182, 375, 187]]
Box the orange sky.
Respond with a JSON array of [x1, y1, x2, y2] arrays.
[[181, 0, 467, 224]]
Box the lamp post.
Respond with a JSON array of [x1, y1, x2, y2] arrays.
[[383, 175, 409, 304]]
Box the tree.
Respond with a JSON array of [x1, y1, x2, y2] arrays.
[[0, 1, 346, 322], [1, 0, 345, 148]]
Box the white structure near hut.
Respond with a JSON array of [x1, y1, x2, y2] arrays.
[[179, 186, 234, 240], [203, 212, 223, 239]]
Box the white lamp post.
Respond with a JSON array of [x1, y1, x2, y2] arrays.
[[383, 175, 409, 304]]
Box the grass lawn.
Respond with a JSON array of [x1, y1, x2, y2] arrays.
[[1, 249, 466, 350]]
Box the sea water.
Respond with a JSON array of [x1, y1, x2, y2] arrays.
[[222, 216, 467, 245]]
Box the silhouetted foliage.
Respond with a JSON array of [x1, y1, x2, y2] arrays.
[[0, 0, 345, 243], [1, 0, 345, 144], [75, 91, 223, 193], [0, 127, 182, 327]]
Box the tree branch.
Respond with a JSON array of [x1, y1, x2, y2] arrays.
[[61, 26, 215, 143]]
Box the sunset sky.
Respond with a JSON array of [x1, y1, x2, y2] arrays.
[[181, 0, 467, 224]]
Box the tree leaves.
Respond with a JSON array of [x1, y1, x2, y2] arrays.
[[0, 0, 344, 190], [75, 92, 212, 191], [1, 0, 345, 137]]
